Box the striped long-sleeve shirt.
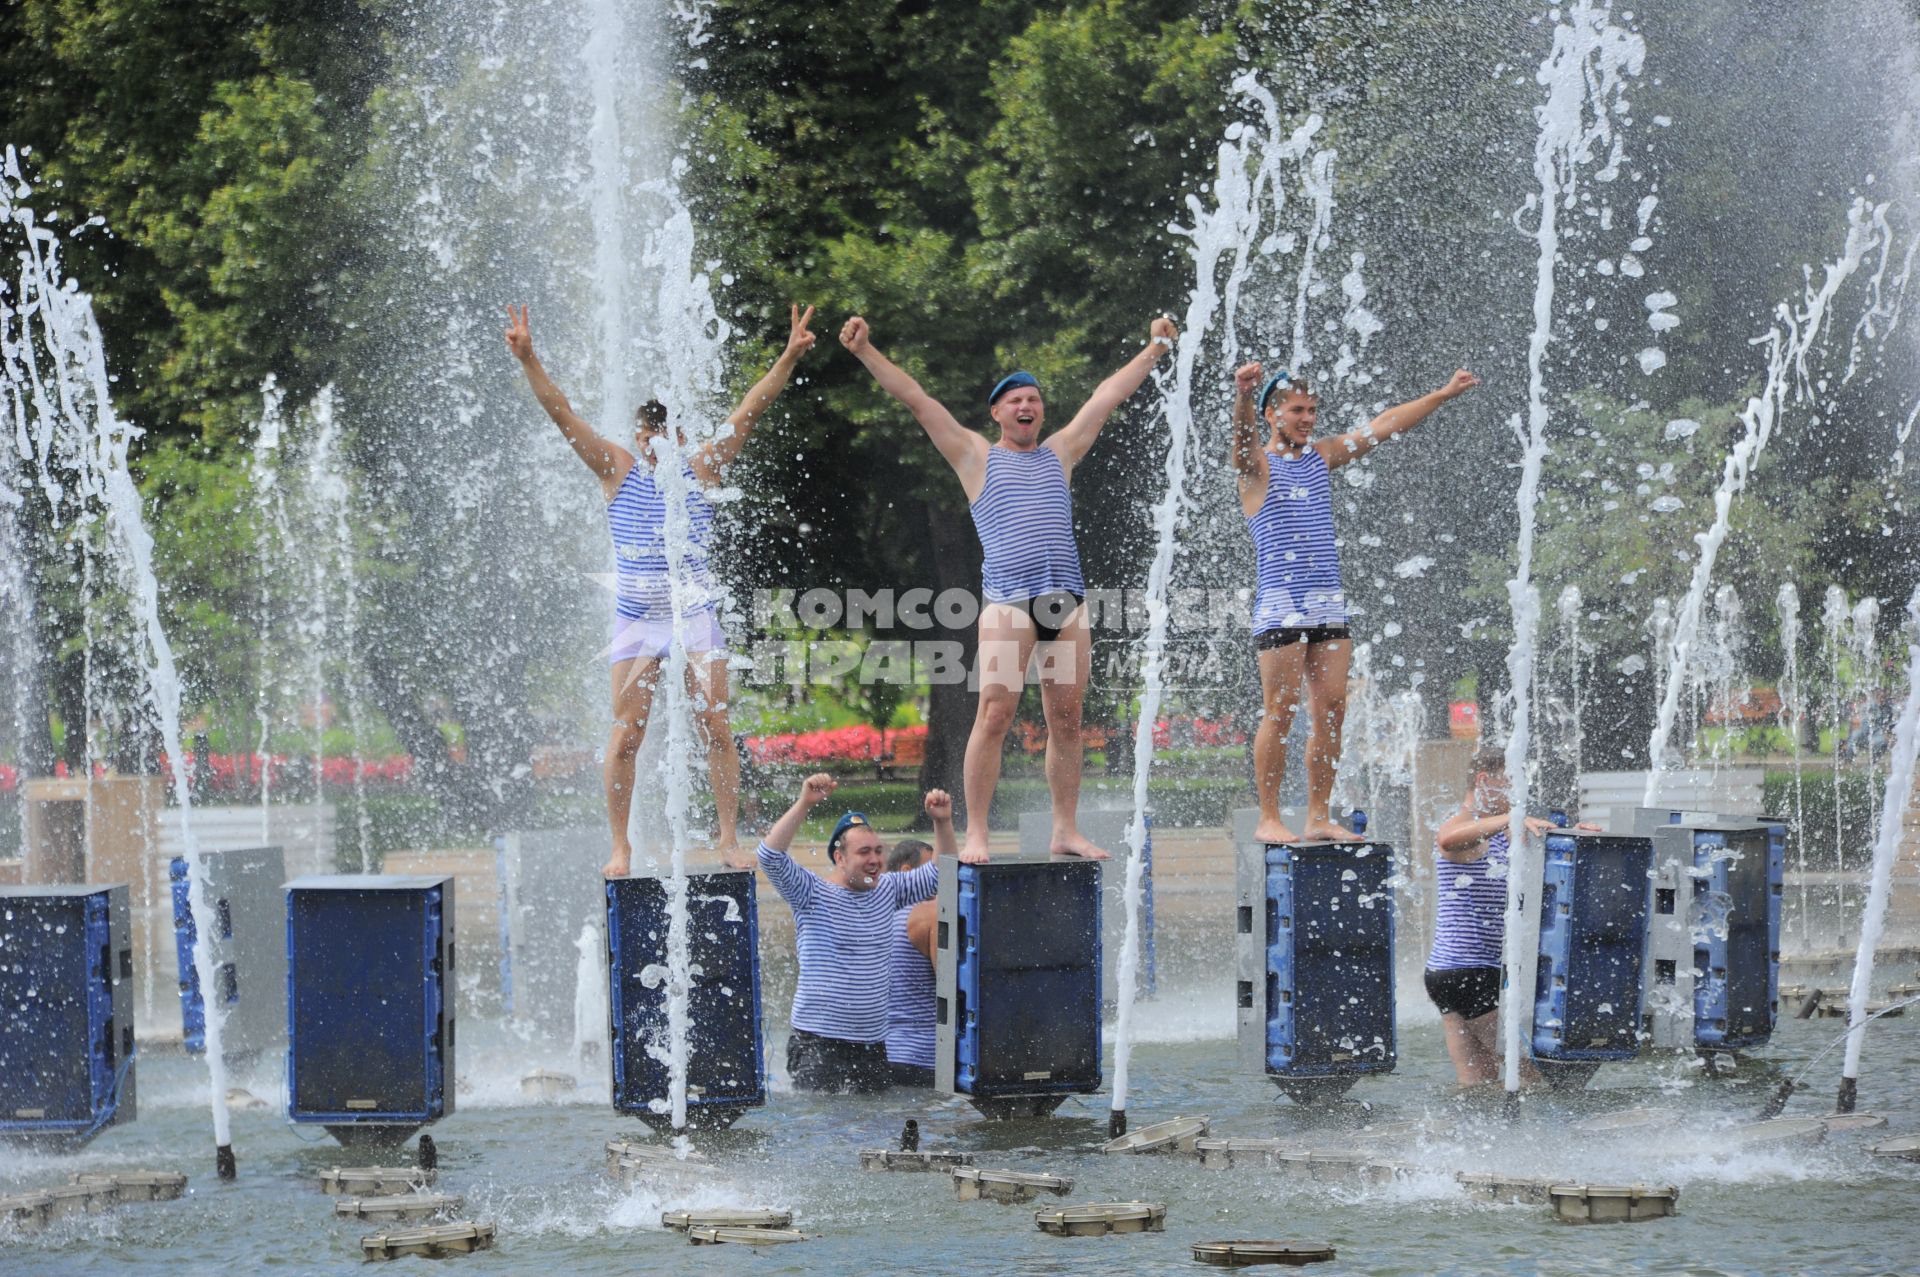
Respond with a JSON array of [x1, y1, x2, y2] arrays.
[[886, 905, 937, 1068], [1427, 831, 1509, 971], [757, 841, 939, 1042]]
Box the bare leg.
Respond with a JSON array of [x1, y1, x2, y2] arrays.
[[1438, 1011, 1489, 1088], [1300, 638, 1358, 841], [1463, 1005, 1536, 1087], [1253, 642, 1307, 844], [604, 656, 662, 878], [961, 604, 1037, 862], [1036, 605, 1106, 859], [688, 654, 747, 867]]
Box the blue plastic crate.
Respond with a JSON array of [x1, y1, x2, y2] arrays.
[[285, 875, 454, 1128], [170, 858, 206, 1054], [606, 870, 765, 1129], [949, 860, 1102, 1101], [0, 884, 137, 1143], [1532, 832, 1652, 1061], [1693, 824, 1780, 1050], [1263, 842, 1396, 1081]]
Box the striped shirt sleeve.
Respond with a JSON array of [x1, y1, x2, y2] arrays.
[[756, 840, 817, 912], [888, 860, 940, 907]]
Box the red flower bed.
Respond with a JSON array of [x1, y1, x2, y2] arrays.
[[746, 724, 926, 767]]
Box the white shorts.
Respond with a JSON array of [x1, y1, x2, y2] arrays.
[[609, 611, 728, 665]]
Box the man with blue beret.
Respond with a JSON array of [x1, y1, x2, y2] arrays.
[[754, 773, 955, 1092]]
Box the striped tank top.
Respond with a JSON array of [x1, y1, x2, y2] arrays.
[[1246, 448, 1347, 633], [1427, 830, 1509, 971], [606, 461, 715, 622], [756, 842, 939, 1043], [885, 905, 936, 1068], [969, 445, 1084, 604]]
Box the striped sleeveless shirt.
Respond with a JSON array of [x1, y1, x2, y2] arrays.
[[1427, 830, 1509, 971], [885, 905, 936, 1068], [606, 461, 716, 622], [756, 842, 939, 1043], [969, 445, 1084, 604], [1246, 448, 1347, 633]]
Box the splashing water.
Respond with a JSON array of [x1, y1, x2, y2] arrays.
[[573, 919, 609, 1086], [1111, 72, 1328, 1118], [1, 149, 235, 1152], [1642, 201, 1891, 800], [247, 378, 289, 840], [1840, 586, 1920, 1090], [1850, 596, 1882, 809], [1499, 0, 1646, 1094], [1823, 585, 1851, 871], [1775, 582, 1809, 949]]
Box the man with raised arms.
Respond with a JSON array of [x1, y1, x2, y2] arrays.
[[840, 314, 1177, 862], [504, 303, 816, 876], [1231, 361, 1480, 845], [754, 775, 957, 1093]]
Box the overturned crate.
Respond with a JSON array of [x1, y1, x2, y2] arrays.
[[687, 1226, 812, 1246], [1035, 1201, 1166, 1237], [662, 1208, 791, 1231], [68, 1170, 187, 1202], [859, 1148, 973, 1172], [1548, 1183, 1678, 1224]]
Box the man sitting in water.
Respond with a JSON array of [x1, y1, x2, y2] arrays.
[[1429, 744, 1598, 1088], [754, 775, 956, 1093], [839, 312, 1177, 863], [504, 303, 816, 877], [884, 835, 947, 1088], [1229, 360, 1479, 844]]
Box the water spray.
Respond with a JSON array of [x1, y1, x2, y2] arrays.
[[1500, 0, 1645, 1095], [1833, 585, 1920, 1113]]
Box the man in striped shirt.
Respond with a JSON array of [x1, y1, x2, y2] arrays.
[[1231, 361, 1479, 846], [840, 313, 1177, 862], [754, 773, 955, 1093]]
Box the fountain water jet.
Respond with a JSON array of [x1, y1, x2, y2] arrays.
[[1498, 0, 1646, 1095], [1110, 72, 1328, 1130], [1775, 583, 1809, 949], [1836, 586, 1920, 1112], [1823, 585, 1850, 872], [1643, 202, 1891, 804], [1, 151, 237, 1173]]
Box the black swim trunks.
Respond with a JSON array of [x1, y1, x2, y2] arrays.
[[1256, 624, 1351, 651], [1013, 590, 1084, 644], [1424, 966, 1501, 1021], [786, 1029, 891, 1094]]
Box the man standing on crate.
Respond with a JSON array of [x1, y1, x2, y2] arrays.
[[754, 775, 958, 1092], [840, 312, 1177, 863]]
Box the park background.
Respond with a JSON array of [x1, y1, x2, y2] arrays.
[[3, 0, 1917, 869]]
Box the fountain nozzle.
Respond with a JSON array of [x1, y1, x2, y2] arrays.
[[900, 1119, 919, 1152], [1757, 1078, 1794, 1120], [417, 1134, 438, 1171], [1836, 1075, 1858, 1114], [216, 1144, 236, 1180], [1108, 1110, 1127, 1140]]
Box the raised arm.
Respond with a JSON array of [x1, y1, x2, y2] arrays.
[[503, 305, 633, 496], [1230, 361, 1268, 480], [840, 316, 987, 496], [760, 771, 838, 855], [1315, 369, 1480, 472], [1047, 316, 1177, 468], [695, 304, 817, 482], [925, 787, 958, 858]]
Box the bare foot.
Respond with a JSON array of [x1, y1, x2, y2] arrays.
[[1050, 829, 1111, 860], [1253, 819, 1300, 845], [959, 832, 992, 865], [602, 841, 633, 879], [714, 834, 755, 872], [1302, 820, 1363, 843]]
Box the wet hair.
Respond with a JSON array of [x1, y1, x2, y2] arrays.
[[635, 399, 668, 430], [886, 839, 933, 872], [1470, 743, 1508, 777]]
